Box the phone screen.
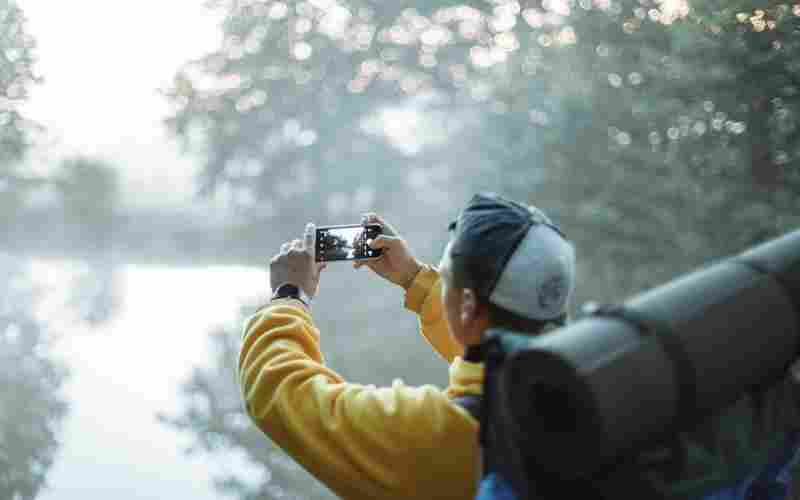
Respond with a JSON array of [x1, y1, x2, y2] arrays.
[[315, 224, 383, 262]]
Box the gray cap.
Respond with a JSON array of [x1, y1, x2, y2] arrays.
[[449, 193, 575, 321]]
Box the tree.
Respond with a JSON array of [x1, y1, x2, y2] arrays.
[[166, 0, 411, 222], [165, 0, 521, 227], [54, 156, 120, 253], [51, 157, 123, 325], [0, 0, 42, 220], [526, 0, 800, 299], [0, 258, 69, 499], [0, 8, 70, 495]]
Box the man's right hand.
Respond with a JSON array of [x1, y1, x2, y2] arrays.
[[354, 213, 422, 289]]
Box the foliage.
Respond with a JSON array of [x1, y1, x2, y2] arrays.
[[0, 259, 69, 500], [166, 0, 410, 221], [0, 7, 69, 497], [54, 156, 120, 251], [510, 0, 800, 297], [0, 0, 42, 216]]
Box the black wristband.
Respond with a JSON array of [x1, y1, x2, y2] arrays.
[[271, 283, 311, 307]]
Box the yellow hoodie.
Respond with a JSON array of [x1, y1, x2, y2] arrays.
[[238, 265, 483, 500]]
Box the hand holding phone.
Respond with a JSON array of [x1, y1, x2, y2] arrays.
[[315, 224, 384, 262], [352, 214, 423, 289], [270, 223, 325, 299]]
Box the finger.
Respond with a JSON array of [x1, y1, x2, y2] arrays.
[[362, 213, 397, 236], [304, 223, 315, 256], [362, 213, 380, 224], [353, 260, 364, 269], [363, 213, 386, 229], [368, 234, 400, 249]]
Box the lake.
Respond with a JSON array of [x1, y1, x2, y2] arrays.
[[27, 260, 267, 500]]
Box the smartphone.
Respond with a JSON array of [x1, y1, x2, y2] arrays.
[[315, 224, 383, 262]]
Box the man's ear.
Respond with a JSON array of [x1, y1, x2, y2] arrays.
[[461, 289, 490, 345]]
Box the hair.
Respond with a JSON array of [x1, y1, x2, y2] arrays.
[[485, 300, 567, 336]]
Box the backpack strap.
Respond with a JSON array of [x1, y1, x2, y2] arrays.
[[735, 257, 800, 386], [586, 303, 698, 433], [453, 394, 482, 421], [585, 303, 697, 480], [453, 393, 486, 480]]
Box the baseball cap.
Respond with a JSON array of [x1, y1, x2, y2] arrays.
[[448, 193, 576, 321]]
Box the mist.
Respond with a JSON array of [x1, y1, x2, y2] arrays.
[[2, 0, 799, 498]]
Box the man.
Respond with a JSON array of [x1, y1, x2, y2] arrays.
[[237, 193, 576, 499]]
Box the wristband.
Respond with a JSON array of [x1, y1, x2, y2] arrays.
[[271, 283, 312, 307]]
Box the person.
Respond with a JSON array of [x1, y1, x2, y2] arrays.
[[237, 193, 576, 500]]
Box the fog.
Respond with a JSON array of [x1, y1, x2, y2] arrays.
[[2, 0, 799, 498]]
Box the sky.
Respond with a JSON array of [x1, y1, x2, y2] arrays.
[[20, 0, 224, 208]]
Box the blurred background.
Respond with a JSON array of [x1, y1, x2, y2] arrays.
[[2, 0, 799, 498]]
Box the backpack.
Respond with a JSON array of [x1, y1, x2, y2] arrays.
[[465, 332, 800, 500]]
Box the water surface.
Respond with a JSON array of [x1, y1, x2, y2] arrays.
[[30, 261, 267, 499]]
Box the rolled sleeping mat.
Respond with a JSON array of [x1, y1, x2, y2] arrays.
[[483, 229, 800, 480]]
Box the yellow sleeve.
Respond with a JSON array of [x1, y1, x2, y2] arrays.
[[404, 265, 465, 363], [238, 300, 478, 500]]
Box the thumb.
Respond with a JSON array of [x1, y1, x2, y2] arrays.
[[368, 235, 400, 250], [304, 222, 316, 252]]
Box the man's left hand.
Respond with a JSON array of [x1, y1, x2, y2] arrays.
[[270, 223, 326, 298]]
